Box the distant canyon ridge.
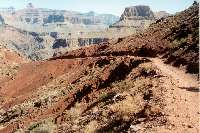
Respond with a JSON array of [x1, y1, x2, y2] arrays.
[[0, 3, 170, 60]]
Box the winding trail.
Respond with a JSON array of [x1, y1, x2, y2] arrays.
[[150, 58, 199, 133], [151, 58, 199, 89]]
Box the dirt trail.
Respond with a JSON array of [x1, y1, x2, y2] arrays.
[[150, 58, 199, 133], [151, 58, 199, 88]]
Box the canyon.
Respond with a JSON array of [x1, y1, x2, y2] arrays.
[[0, 1, 198, 133], [0, 4, 170, 60]]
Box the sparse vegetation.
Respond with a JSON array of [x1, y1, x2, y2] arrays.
[[27, 119, 56, 132], [28, 122, 41, 131]]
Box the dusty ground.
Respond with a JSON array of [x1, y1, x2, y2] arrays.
[[150, 58, 199, 133]]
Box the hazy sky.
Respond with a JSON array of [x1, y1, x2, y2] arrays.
[[0, 0, 195, 16]]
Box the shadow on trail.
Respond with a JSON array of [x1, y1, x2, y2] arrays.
[[179, 87, 200, 93]]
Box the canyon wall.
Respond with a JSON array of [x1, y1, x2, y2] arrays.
[[0, 3, 119, 32]]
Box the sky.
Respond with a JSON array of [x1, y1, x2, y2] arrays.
[[0, 0, 196, 16]]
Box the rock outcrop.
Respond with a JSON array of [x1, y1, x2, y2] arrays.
[[110, 5, 170, 33], [52, 39, 69, 49], [77, 38, 109, 47], [111, 5, 155, 31], [53, 37, 108, 48]]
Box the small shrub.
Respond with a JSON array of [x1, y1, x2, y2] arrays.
[[68, 84, 75, 90], [110, 94, 145, 116], [27, 118, 56, 132], [84, 120, 98, 133], [170, 38, 187, 49], [99, 92, 116, 103], [28, 123, 41, 131], [100, 93, 109, 100]]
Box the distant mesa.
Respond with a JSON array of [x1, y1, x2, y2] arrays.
[[85, 11, 96, 16], [120, 5, 155, 20], [26, 3, 34, 9], [119, 5, 170, 21], [110, 5, 170, 29], [111, 5, 155, 29]]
